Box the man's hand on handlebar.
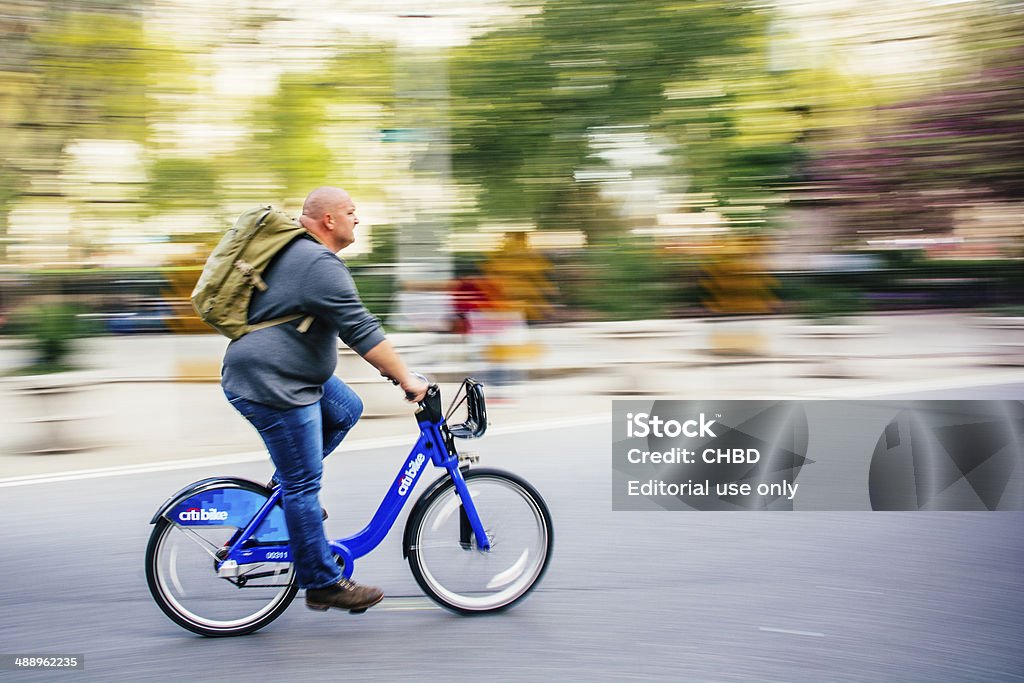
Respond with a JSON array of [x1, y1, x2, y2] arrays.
[[383, 372, 430, 403], [401, 375, 430, 403], [362, 340, 429, 403]]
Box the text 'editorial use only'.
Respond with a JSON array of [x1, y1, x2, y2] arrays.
[[611, 400, 1024, 511]]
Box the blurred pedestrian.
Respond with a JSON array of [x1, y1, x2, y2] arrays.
[[450, 260, 495, 335], [480, 231, 555, 323], [467, 232, 554, 399]]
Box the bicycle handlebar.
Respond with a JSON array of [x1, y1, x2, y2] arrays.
[[386, 373, 487, 438], [381, 371, 431, 402]]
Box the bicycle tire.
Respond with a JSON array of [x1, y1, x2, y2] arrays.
[[145, 482, 297, 637], [405, 468, 553, 614]]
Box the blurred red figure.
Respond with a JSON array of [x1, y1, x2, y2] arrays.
[[450, 272, 494, 336]]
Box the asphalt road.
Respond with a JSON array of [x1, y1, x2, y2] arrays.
[[1, 404, 1023, 681]]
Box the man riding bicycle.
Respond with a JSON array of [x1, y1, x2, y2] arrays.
[[221, 186, 428, 615]]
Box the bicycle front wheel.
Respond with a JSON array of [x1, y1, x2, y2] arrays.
[[405, 468, 553, 614], [145, 497, 296, 637]]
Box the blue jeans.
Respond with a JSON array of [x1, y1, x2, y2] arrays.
[[224, 376, 363, 589]]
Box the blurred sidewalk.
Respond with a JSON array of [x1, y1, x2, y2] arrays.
[[1, 310, 1022, 479]]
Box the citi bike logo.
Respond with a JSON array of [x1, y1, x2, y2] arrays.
[[397, 454, 426, 496], [178, 507, 230, 522]]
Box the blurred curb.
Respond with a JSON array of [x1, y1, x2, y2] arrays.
[[2, 311, 1023, 477]]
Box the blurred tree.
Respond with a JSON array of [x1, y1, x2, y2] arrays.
[[0, 165, 19, 263], [810, 43, 1024, 236], [0, 2, 46, 263], [807, 8, 1024, 237], [250, 74, 336, 199], [658, 48, 808, 231], [144, 157, 221, 215], [5, 298, 100, 374], [448, 0, 766, 238], [32, 8, 156, 143], [246, 46, 396, 201], [0, 2, 195, 262], [560, 238, 693, 319]]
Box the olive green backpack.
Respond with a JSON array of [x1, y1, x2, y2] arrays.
[[191, 206, 314, 339]]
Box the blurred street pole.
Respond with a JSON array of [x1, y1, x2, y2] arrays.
[[393, 13, 454, 288]]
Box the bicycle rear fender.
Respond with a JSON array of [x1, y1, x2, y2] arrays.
[[149, 477, 289, 542]]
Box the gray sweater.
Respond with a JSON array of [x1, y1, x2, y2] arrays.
[[221, 235, 386, 408]]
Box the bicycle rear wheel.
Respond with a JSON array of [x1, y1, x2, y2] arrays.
[[145, 486, 296, 637], [405, 468, 553, 614]]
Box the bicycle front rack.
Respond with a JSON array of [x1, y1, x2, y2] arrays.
[[446, 378, 488, 439]]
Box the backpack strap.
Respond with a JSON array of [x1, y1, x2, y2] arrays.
[[246, 314, 315, 334], [242, 216, 319, 336]]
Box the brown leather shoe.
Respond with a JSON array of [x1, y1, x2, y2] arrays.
[[306, 578, 384, 614]]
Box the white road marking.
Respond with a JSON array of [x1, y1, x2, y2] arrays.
[[0, 451, 269, 488], [816, 585, 885, 596], [375, 598, 441, 612], [798, 373, 1024, 399], [758, 627, 825, 637], [0, 414, 611, 488]]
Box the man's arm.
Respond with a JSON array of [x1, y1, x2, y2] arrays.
[[361, 339, 429, 402]]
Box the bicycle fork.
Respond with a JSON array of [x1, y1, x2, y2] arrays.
[[432, 424, 491, 553], [447, 462, 492, 552]]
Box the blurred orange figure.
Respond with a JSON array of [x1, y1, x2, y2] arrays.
[[479, 231, 555, 323]]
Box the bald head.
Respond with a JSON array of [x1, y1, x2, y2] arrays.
[[302, 186, 350, 221], [299, 186, 359, 252]]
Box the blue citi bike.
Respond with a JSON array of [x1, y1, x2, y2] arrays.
[[145, 379, 553, 637]]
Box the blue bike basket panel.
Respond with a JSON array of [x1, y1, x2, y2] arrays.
[[167, 488, 289, 542]]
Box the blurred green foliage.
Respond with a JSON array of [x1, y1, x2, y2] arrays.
[[252, 74, 337, 199], [247, 46, 397, 200], [32, 11, 153, 142], [144, 158, 221, 214], [788, 282, 866, 322], [810, 40, 1024, 235], [0, 0, 1022, 323], [348, 223, 399, 321], [448, 0, 769, 234], [560, 239, 699, 320], [4, 301, 100, 375]]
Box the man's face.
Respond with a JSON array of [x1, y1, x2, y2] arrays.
[[325, 196, 359, 251]]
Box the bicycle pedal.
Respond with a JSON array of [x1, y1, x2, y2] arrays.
[[458, 451, 480, 465], [306, 603, 330, 612]]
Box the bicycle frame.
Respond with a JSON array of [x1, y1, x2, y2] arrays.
[[214, 389, 490, 579]]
